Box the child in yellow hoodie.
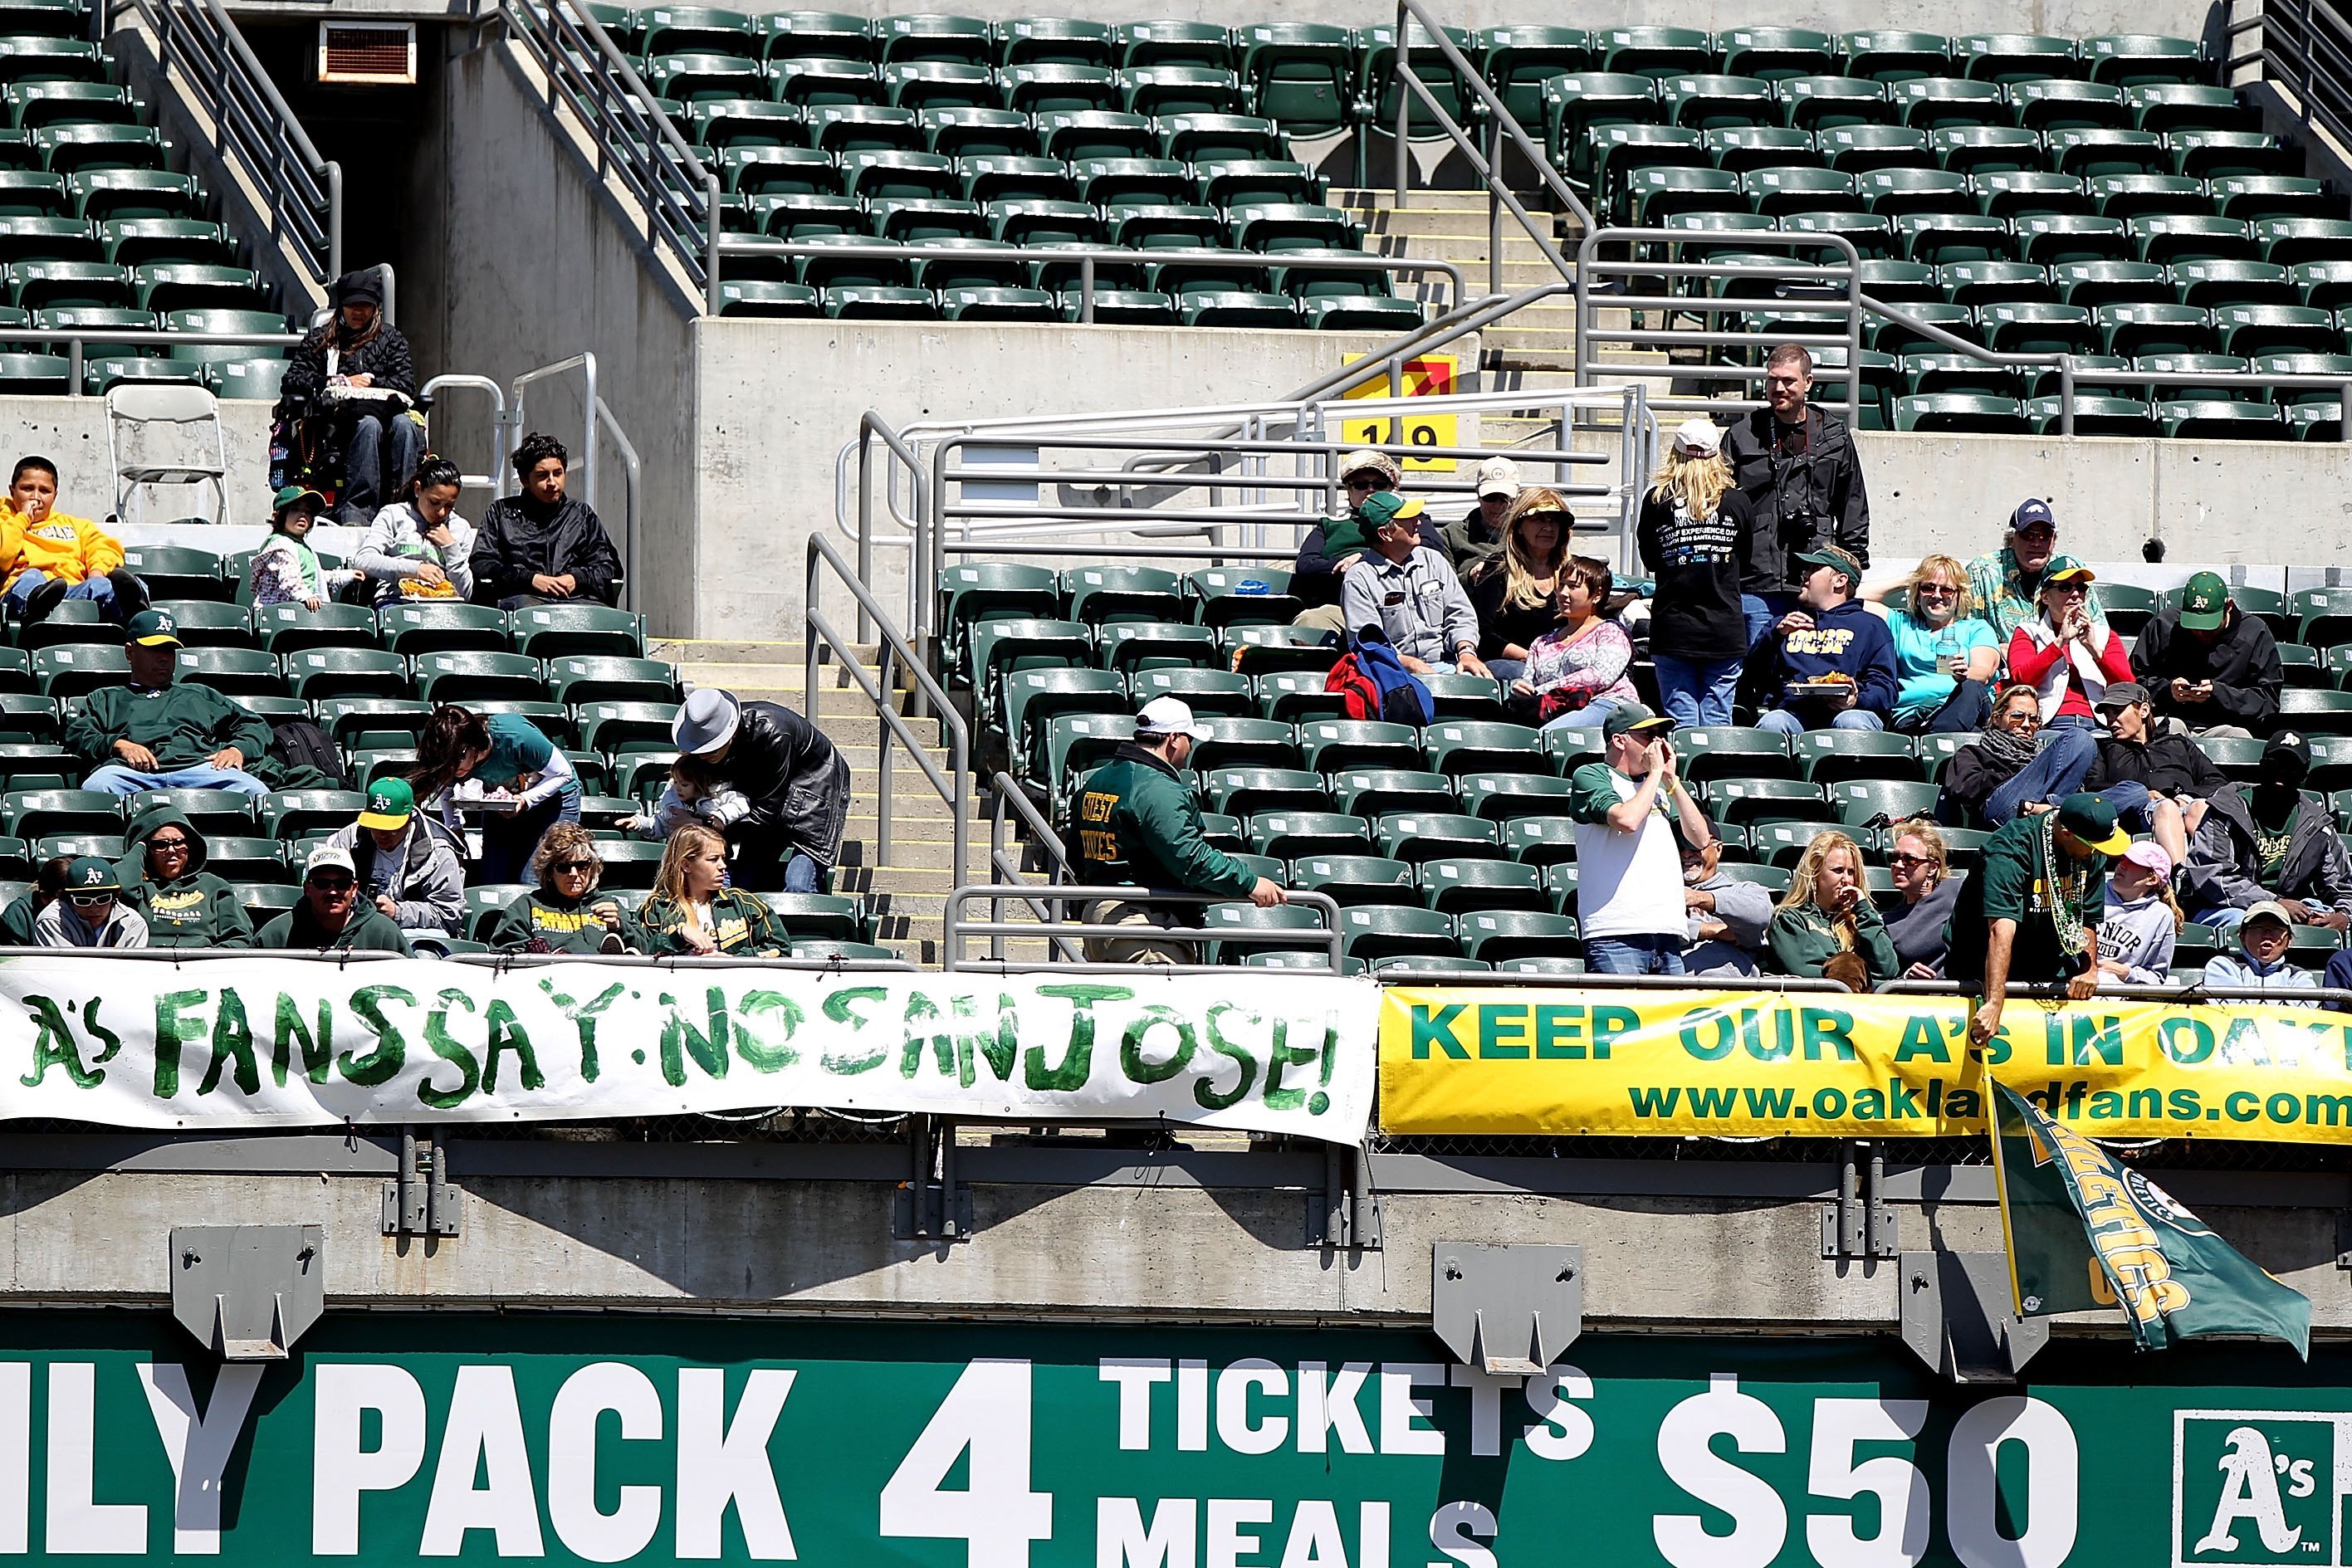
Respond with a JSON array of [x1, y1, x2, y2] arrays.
[[0, 457, 149, 626]]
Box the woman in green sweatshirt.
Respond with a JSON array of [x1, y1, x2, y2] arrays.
[[1767, 829, 1900, 984], [113, 802, 255, 948], [636, 825, 794, 957], [485, 821, 639, 954]]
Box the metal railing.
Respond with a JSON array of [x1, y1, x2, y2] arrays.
[[0, 327, 300, 395], [112, 0, 340, 290], [1385, 0, 1593, 296], [2227, 0, 2352, 159], [495, 0, 722, 308], [806, 534, 971, 888], [944, 886, 1344, 973]]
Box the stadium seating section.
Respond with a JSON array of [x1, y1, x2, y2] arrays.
[[0, 545, 886, 951], [949, 560, 2352, 974], [0, 0, 291, 396]]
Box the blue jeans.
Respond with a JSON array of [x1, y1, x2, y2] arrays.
[[1984, 725, 2098, 826], [784, 853, 820, 894], [1898, 678, 1991, 735], [2198, 906, 2247, 934], [1756, 705, 1885, 735], [479, 785, 582, 884], [1543, 696, 1622, 732], [341, 409, 424, 518], [1654, 652, 1743, 728], [2100, 779, 2154, 833], [1585, 934, 1686, 976], [7, 569, 111, 617], [85, 762, 268, 798], [1485, 657, 1525, 685], [1740, 593, 1773, 652]]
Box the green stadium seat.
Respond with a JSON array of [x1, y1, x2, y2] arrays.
[[922, 106, 1036, 159], [1841, 30, 1949, 81], [1229, 203, 1357, 252], [877, 14, 992, 66], [1535, 725, 1602, 775], [0, 350, 65, 391], [2055, 259, 2169, 308], [1458, 909, 1580, 965], [1939, 259, 2050, 305], [2293, 589, 2352, 648], [1036, 109, 1156, 161], [35, 125, 164, 173], [7, 258, 128, 309], [760, 10, 873, 61], [2253, 353, 2352, 408], [2131, 84, 2252, 134], [1745, 165, 1860, 217], [1417, 720, 1541, 778], [1719, 27, 1834, 81], [1208, 765, 1323, 818], [1830, 777, 1940, 827], [2157, 399, 2286, 437], [642, 7, 759, 56], [1817, 124, 1929, 173], [0, 38, 102, 87], [1000, 63, 1119, 115], [2, 788, 115, 840], [2013, 79, 2132, 132], [1376, 810, 1499, 865], [910, 241, 1027, 291], [2131, 213, 2255, 263], [2100, 301, 2213, 357], [644, 51, 765, 104], [1482, 26, 1593, 124], [1191, 717, 1303, 771], [2132, 352, 2252, 403], [2084, 34, 2208, 87], [1204, 901, 1335, 965], [882, 61, 995, 112], [2032, 393, 2159, 434], [313, 697, 428, 750], [1042, 712, 1132, 785], [1070, 154, 1188, 207], [1975, 170, 2090, 219], [1331, 767, 1454, 818], [1895, 213, 2010, 265], [1543, 74, 1661, 177], [1186, 567, 1300, 627], [1238, 23, 1355, 138], [2215, 303, 2338, 357], [941, 285, 1058, 321], [689, 99, 803, 150], [2015, 214, 2131, 265], [125, 786, 252, 838], [1058, 564, 1184, 626], [758, 891, 868, 938], [1418, 857, 1547, 915], [1894, 392, 2030, 430], [284, 647, 409, 701], [1127, 668, 1252, 718], [965, 618, 1088, 697], [1003, 17, 1113, 68], [2051, 128, 2168, 179], [134, 261, 262, 314], [2172, 257, 2296, 307], [1796, 730, 1924, 783], [2255, 217, 2352, 266], [1245, 809, 1367, 860], [258, 789, 364, 841], [1982, 300, 2096, 353], [577, 701, 684, 757], [1158, 113, 1282, 166], [403, 650, 535, 705], [1098, 622, 1217, 673], [840, 149, 958, 202], [1297, 719, 1418, 773], [2171, 129, 2297, 180], [2291, 261, 2352, 310], [1860, 167, 1971, 217], [0, 695, 60, 745], [940, 562, 1059, 652], [1490, 817, 1573, 868], [1458, 772, 1578, 820], [1660, 73, 1773, 131], [2213, 175, 2338, 223], [1122, 64, 1240, 120], [1220, 623, 1337, 673], [1339, 904, 1457, 964], [1593, 27, 1712, 80], [1932, 125, 2039, 174], [251, 600, 374, 654], [1958, 33, 2081, 83], [174, 646, 281, 699], [1890, 76, 2006, 131], [2281, 691, 2352, 736], [1623, 164, 1742, 224]]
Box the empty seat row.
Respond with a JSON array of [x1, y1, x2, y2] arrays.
[[0, 644, 678, 704], [685, 102, 1290, 164], [716, 279, 1415, 329], [713, 145, 1323, 204], [1617, 167, 2344, 228]]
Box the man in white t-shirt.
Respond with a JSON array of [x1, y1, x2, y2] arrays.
[[1568, 704, 1711, 975]]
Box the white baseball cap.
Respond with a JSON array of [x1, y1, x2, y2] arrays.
[[1134, 696, 1210, 741], [1474, 456, 1521, 499], [305, 844, 357, 881], [1672, 418, 1724, 457]]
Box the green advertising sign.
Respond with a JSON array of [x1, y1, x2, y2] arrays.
[[0, 1314, 2339, 1568]]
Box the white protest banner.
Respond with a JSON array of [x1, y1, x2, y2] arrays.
[[0, 958, 1379, 1142]]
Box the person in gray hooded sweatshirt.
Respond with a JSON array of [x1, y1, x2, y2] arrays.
[[34, 856, 147, 948], [324, 778, 463, 936], [1678, 820, 1774, 976], [114, 801, 254, 948]]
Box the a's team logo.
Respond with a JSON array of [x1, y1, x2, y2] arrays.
[[79, 866, 103, 887], [2176, 1411, 2352, 1567]]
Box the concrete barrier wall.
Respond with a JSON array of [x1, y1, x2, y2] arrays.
[[691, 318, 1439, 640], [0, 395, 275, 525]]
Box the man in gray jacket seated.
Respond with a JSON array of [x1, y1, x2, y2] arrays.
[[325, 778, 464, 936], [2180, 731, 2352, 935], [1679, 822, 1774, 976]]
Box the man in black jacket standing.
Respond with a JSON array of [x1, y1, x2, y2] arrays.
[[1724, 344, 1872, 623], [281, 267, 422, 523], [672, 688, 851, 894], [470, 432, 623, 608], [2130, 571, 2283, 739]]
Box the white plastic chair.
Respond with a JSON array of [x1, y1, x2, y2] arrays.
[[106, 382, 231, 525]]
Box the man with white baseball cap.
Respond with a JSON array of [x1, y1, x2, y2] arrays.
[[1442, 456, 1521, 571], [1072, 696, 1284, 963], [671, 687, 851, 894]]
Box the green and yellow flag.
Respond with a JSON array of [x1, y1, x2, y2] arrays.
[[1990, 1081, 2311, 1357]]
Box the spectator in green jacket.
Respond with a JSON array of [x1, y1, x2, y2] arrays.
[[67, 609, 274, 798], [486, 821, 636, 955], [258, 844, 412, 953], [1073, 696, 1285, 964], [637, 824, 792, 956], [114, 801, 255, 949], [1766, 829, 1900, 985], [0, 857, 70, 945]]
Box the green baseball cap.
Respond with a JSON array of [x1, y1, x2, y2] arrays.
[[358, 777, 414, 830], [2042, 555, 2095, 584], [2178, 570, 2229, 631], [1794, 544, 1862, 581], [272, 484, 328, 514], [1358, 491, 1425, 528], [63, 856, 119, 897], [2056, 792, 2131, 857], [1601, 702, 1676, 740], [124, 608, 180, 647]]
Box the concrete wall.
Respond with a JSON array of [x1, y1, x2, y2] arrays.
[[0, 396, 275, 525], [692, 319, 1437, 640]]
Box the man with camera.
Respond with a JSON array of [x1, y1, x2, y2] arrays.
[[1725, 344, 1872, 637], [1567, 706, 1711, 976]]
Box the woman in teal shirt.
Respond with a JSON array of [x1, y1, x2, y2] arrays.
[[1869, 553, 2001, 734], [409, 706, 583, 882]]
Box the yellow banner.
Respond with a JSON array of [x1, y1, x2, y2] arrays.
[[1378, 987, 2352, 1141]]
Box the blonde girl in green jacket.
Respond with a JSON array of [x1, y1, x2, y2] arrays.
[[1767, 829, 1900, 984]]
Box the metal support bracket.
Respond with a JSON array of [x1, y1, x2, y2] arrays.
[[1306, 1144, 1383, 1251], [169, 1224, 325, 1361], [382, 1127, 462, 1238], [1431, 1242, 1582, 1375], [1821, 1142, 1899, 1261], [1899, 1249, 2050, 1385], [2335, 1211, 2352, 1270]]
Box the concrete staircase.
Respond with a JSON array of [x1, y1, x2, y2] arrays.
[[651, 636, 1046, 969]]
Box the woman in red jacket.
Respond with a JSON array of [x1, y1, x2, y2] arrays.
[[2004, 556, 2133, 730]]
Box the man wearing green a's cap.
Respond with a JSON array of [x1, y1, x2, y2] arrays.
[[322, 774, 465, 936], [31, 856, 147, 949], [1948, 791, 2125, 1048], [1340, 492, 1490, 677], [66, 608, 276, 799], [2129, 569, 2283, 737]]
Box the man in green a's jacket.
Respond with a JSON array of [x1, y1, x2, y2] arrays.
[[1073, 697, 1285, 963], [257, 845, 412, 954], [66, 609, 274, 798], [114, 800, 255, 948]]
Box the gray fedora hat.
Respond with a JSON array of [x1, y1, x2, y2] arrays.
[[672, 687, 741, 754]]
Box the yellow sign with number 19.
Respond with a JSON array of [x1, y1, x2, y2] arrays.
[[1339, 353, 1458, 471]]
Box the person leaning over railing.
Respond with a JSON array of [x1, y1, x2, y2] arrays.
[[637, 824, 791, 957], [1072, 696, 1284, 965], [1949, 793, 2128, 1047], [1766, 829, 1899, 986]]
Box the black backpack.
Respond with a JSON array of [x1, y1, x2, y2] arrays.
[[266, 719, 354, 791]]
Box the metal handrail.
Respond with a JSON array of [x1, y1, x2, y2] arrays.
[[112, 0, 340, 289], [495, 0, 721, 307], [2227, 0, 2352, 161], [510, 353, 601, 508], [806, 534, 970, 887], [594, 394, 641, 611], [1878, 979, 2352, 1004], [1386, 0, 1596, 295], [417, 373, 510, 500], [984, 769, 1085, 965], [944, 886, 1345, 973], [0, 326, 298, 396]]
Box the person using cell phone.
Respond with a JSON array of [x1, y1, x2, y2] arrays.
[[2128, 570, 2283, 739]]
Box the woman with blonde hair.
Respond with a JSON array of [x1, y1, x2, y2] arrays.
[[1464, 486, 1570, 683], [1636, 418, 1758, 725], [637, 823, 794, 956], [1865, 553, 2001, 733], [1765, 829, 1900, 983]]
